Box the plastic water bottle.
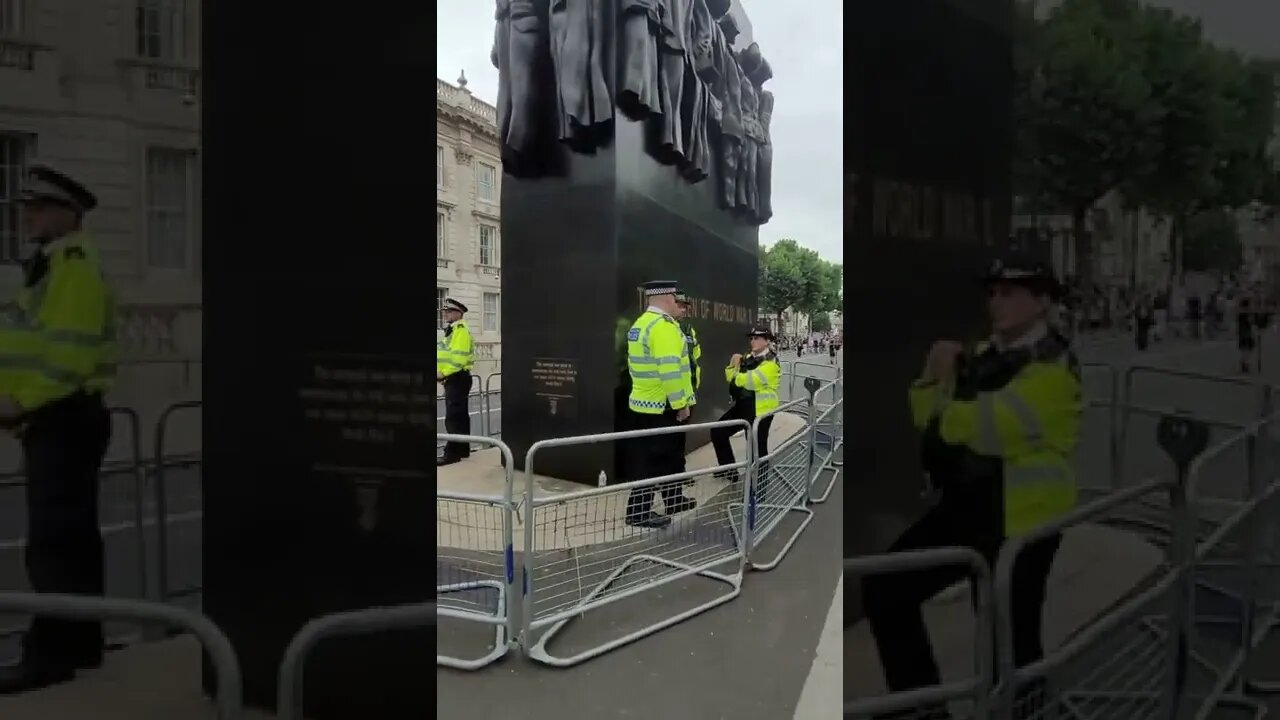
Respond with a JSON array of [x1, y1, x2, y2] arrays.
[[598, 470, 607, 488]]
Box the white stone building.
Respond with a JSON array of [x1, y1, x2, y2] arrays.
[[0, 0, 202, 463], [436, 73, 503, 379]]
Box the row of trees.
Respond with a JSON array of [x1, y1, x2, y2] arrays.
[[1014, 0, 1280, 279], [758, 239, 842, 335]]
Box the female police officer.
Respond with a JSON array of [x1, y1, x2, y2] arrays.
[[862, 253, 1082, 718]]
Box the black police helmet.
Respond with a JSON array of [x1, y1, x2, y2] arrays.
[[982, 252, 1063, 300]]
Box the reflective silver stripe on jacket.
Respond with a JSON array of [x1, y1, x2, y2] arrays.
[[975, 388, 1045, 456]]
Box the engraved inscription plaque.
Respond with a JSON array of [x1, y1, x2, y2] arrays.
[[298, 353, 435, 482], [530, 357, 579, 419]]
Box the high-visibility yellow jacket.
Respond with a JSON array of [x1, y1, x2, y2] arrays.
[[627, 309, 693, 414], [725, 350, 781, 416], [680, 321, 701, 404], [908, 341, 1082, 537], [437, 320, 473, 377], [0, 231, 117, 412]]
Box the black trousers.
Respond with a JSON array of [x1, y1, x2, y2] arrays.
[[21, 392, 111, 670], [624, 409, 686, 515], [862, 498, 1061, 694], [441, 372, 473, 460], [710, 402, 772, 468]]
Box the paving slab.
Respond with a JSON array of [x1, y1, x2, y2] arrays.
[[0, 635, 286, 720]]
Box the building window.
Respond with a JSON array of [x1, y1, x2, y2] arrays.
[[0, 0, 24, 36], [437, 211, 446, 259], [0, 133, 32, 264], [478, 224, 497, 266], [437, 147, 444, 188], [436, 287, 448, 329], [483, 292, 499, 333], [477, 162, 496, 202], [145, 147, 196, 270], [136, 0, 187, 62]]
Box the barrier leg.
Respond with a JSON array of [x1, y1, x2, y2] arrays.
[[524, 554, 742, 667], [731, 465, 815, 572], [436, 579, 510, 671]]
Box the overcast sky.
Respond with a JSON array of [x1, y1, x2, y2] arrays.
[[436, 1, 844, 264]]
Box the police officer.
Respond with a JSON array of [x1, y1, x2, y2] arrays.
[[710, 325, 781, 482], [861, 253, 1081, 718], [674, 293, 702, 398], [673, 292, 701, 474], [622, 281, 698, 528], [0, 164, 116, 692], [437, 297, 475, 467]]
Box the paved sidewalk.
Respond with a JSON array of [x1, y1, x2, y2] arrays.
[[0, 635, 282, 720]]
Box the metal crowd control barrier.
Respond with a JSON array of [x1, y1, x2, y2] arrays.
[[468, 373, 484, 436], [154, 399, 203, 603], [789, 359, 841, 398], [1182, 416, 1280, 717], [277, 601, 436, 720], [107, 407, 151, 600], [1118, 365, 1269, 489], [993, 478, 1181, 720], [0, 592, 243, 719], [520, 418, 753, 667], [808, 379, 839, 502], [739, 390, 817, 571], [1082, 401, 1249, 554], [844, 548, 995, 719], [1080, 362, 1121, 487], [435, 434, 517, 670], [483, 371, 501, 438]]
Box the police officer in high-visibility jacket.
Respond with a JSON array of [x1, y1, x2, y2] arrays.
[[437, 297, 474, 467], [622, 281, 698, 528], [672, 292, 701, 475], [0, 164, 117, 693], [710, 325, 781, 482], [862, 253, 1081, 716], [674, 293, 702, 398]]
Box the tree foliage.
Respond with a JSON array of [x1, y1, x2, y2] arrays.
[[1183, 208, 1243, 273], [759, 240, 842, 333], [1015, 0, 1159, 216], [1015, 0, 1279, 281]]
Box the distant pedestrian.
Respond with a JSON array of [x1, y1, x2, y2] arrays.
[[1238, 295, 1256, 374], [1153, 291, 1169, 342], [1134, 296, 1154, 352]]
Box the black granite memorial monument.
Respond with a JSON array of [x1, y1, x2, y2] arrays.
[[202, 5, 435, 717], [846, 0, 1014, 565], [495, 0, 775, 484]]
